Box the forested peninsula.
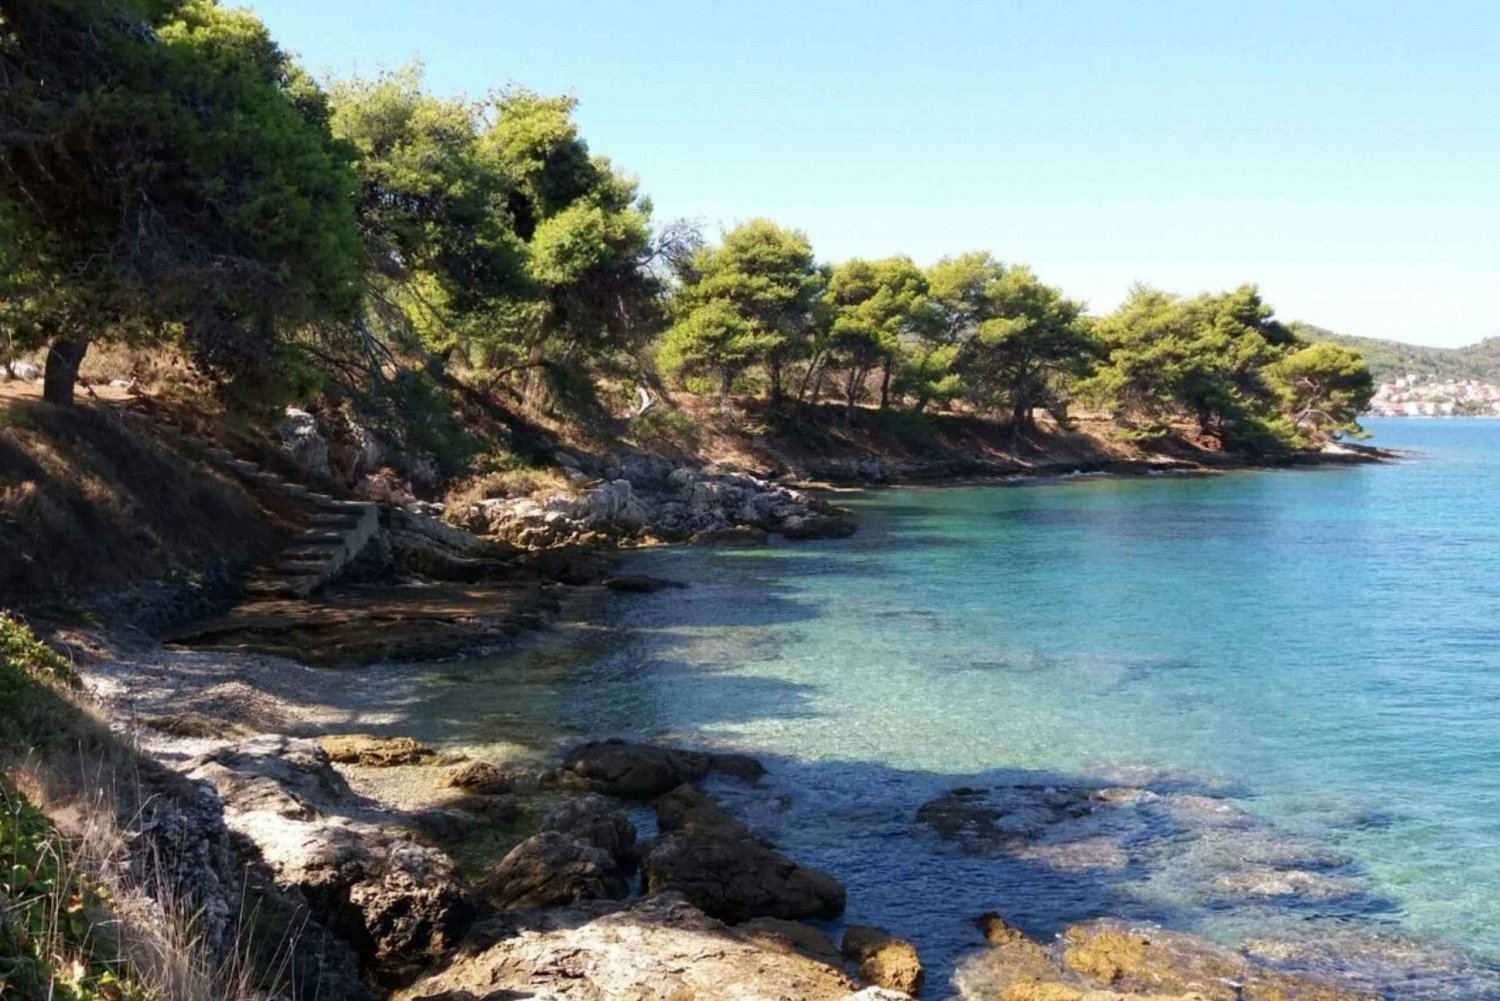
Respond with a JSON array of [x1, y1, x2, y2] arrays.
[[0, 4, 1392, 1001]]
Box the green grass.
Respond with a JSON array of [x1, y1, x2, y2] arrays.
[[0, 613, 77, 755]]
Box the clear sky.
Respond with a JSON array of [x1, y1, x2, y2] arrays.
[[243, 0, 1498, 346]]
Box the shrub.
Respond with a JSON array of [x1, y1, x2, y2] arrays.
[[0, 782, 148, 1001], [627, 407, 701, 448]]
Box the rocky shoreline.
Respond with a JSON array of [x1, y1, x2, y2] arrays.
[[34, 419, 1423, 999], [69, 620, 1460, 1000]]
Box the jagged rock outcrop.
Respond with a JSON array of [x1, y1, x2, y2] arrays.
[[560, 738, 765, 797], [459, 463, 856, 547], [185, 735, 472, 974], [394, 893, 860, 1001], [278, 408, 333, 479], [641, 784, 846, 923], [540, 794, 637, 872], [385, 508, 521, 582]]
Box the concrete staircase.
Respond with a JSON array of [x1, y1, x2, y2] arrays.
[[132, 407, 380, 599]]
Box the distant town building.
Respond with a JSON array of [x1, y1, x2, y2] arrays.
[[1367, 374, 1500, 417]]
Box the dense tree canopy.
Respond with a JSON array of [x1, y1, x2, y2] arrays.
[[659, 220, 821, 401], [825, 256, 926, 411], [0, 0, 1373, 453], [0, 0, 363, 403]]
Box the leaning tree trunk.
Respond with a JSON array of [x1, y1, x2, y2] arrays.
[[42, 337, 90, 407], [844, 367, 861, 420]]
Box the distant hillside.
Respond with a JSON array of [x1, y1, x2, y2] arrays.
[[1291, 322, 1500, 384]]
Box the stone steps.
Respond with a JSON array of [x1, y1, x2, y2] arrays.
[[131, 405, 382, 599]]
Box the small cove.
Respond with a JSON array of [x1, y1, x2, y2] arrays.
[[392, 418, 1500, 998]]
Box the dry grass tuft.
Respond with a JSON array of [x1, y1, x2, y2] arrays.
[[1, 614, 294, 1001], [444, 463, 575, 510]]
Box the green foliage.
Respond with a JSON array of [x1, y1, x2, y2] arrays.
[[0, 613, 74, 687], [1269, 341, 1375, 440], [627, 407, 702, 448], [0, 613, 75, 754], [328, 66, 526, 368], [0, 0, 363, 396], [368, 370, 480, 479], [0, 618, 142, 999], [825, 256, 926, 409], [0, 2, 1372, 463], [657, 300, 777, 399], [327, 72, 657, 411], [1295, 323, 1500, 384], [0, 781, 148, 1001], [486, 86, 659, 369], [1086, 284, 1367, 449], [664, 220, 821, 400]]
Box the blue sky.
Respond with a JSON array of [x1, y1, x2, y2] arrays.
[[243, 1, 1499, 346]]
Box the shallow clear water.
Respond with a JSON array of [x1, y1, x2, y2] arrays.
[[410, 419, 1500, 997]]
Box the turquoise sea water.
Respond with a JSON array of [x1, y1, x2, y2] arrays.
[[415, 419, 1500, 997]]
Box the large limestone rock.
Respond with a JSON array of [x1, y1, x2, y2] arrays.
[[185, 736, 471, 974], [842, 925, 925, 996], [585, 478, 650, 529], [278, 407, 332, 479], [320, 734, 434, 767], [641, 784, 846, 923], [459, 459, 857, 547], [394, 893, 858, 1001], [480, 830, 628, 909], [540, 793, 637, 871], [560, 738, 764, 797]]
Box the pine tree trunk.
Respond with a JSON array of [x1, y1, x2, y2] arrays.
[[1011, 402, 1031, 430], [879, 357, 893, 409], [42, 337, 89, 407]]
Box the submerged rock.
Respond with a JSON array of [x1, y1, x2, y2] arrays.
[[441, 759, 520, 795], [602, 574, 688, 593], [560, 738, 764, 797], [954, 914, 1378, 1001], [738, 916, 843, 964], [642, 784, 845, 923], [1209, 866, 1365, 902], [690, 525, 771, 546], [779, 512, 858, 540]]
